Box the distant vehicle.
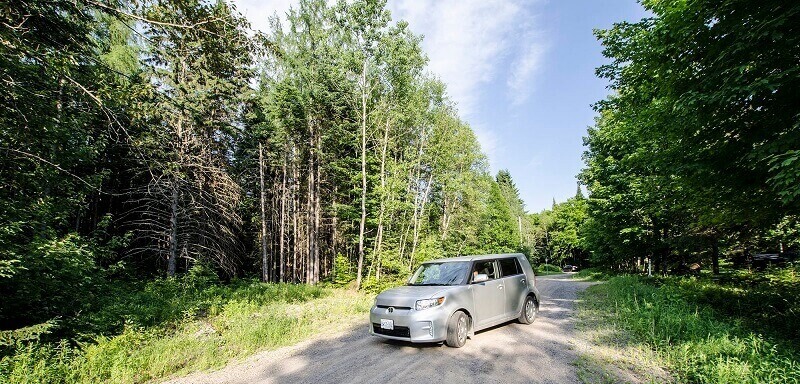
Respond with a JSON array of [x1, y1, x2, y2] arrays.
[[370, 253, 541, 348], [562, 265, 578, 272]]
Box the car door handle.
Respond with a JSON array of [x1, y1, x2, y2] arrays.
[[520, 279, 526, 284], [498, 285, 504, 289]]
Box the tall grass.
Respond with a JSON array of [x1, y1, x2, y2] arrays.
[[0, 275, 372, 384], [572, 268, 613, 281], [535, 263, 563, 275], [579, 274, 800, 383]]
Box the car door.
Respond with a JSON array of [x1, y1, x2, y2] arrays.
[[499, 257, 526, 316], [470, 259, 506, 327]]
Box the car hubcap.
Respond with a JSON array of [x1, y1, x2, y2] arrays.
[[526, 299, 535, 319], [457, 316, 467, 343]]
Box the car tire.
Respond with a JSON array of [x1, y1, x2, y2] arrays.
[[445, 311, 468, 348], [518, 295, 538, 325]]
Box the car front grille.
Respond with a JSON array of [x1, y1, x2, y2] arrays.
[[376, 305, 412, 310], [372, 323, 411, 338]]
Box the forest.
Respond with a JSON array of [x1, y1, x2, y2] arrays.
[[580, 0, 799, 273], [2, 0, 535, 357], [1, 0, 798, 382]]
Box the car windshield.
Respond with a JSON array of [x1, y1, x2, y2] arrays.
[[407, 261, 470, 286]]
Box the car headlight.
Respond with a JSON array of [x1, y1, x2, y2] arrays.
[[415, 297, 445, 311]]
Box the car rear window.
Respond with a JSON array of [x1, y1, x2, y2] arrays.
[[499, 258, 521, 277]]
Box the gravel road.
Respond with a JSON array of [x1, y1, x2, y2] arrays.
[[165, 274, 596, 384]]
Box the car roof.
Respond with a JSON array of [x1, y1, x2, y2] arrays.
[[424, 253, 525, 263]]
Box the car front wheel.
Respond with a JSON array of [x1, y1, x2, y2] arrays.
[[445, 310, 468, 348]]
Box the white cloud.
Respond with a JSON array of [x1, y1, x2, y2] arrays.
[[388, 0, 547, 172], [508, 29, 547, 106], [388, 0, 545, 117]]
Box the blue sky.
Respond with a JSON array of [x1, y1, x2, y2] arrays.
[[233, 0, 649, 213]]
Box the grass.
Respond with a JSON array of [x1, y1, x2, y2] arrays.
[[572, 268, 614, 281], [576, 267, 800, 383], [535, 263, 564, 275], [0, 271, 372, 384]]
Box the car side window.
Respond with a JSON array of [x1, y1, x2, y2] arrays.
[[499, 258, 520, 277], [471, 260, 497, 281]]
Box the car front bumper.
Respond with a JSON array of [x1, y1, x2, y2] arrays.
[[369, 305, 451, 343]]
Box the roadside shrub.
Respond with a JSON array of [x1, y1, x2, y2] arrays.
[[572, 268, 612, 281], [0, 281, 366, 384], [672, 265, 800, 344], [581, 276, 800, 383], [0, 234, 102, 332], [535, 263, 562, 274], [0, 341, 74, 384]]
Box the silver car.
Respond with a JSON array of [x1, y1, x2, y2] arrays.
[[369, 253, 540, 348]]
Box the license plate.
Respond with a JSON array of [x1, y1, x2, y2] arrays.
[[380, 319, 394, 330]]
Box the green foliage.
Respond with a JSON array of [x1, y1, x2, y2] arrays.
[[477, 182, 518, 253], [332, 254, 356, 286], [0, 321, 59, 351], [534, 263, 562, 274], [0, 277, 367, 384], [0, 234, 101, 331], [525, 195, 589, 266], [581, 0, 800, 270], [579, 274, 800, 383], [0, 341, 75, 384], [571, 268, 613, 281], [673, 265, 800, 344]]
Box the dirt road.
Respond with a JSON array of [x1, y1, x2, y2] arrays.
[[165, 274, 595, 384]]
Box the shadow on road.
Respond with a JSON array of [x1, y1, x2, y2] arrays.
[[166, 274, 594, 384]]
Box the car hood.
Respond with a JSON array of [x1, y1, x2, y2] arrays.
[[375, 285, 455, 308]]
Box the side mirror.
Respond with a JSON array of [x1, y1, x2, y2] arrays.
[[473, 273, 488, 283]]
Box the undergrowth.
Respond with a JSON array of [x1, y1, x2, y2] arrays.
[[578, 268, 800, 383], [535, 263, 563, 275], [0, 266, 371, 384]]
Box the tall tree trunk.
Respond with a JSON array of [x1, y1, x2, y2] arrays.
[[331, 194, 338, 281], [259, 143, 269, 282], [355, 59, 368, 290], [313, 126, 321, 283], [372, 119, 390, 282], [440, 196, 450, 241], [292, 152, 299, 283], [279, 149, 287, 283], [306, 135, 314, 284], [167, 183, 179, 277], [410, 173, 433, 270]]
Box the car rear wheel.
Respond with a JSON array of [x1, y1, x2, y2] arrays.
[[518, 295, 538, 324], [445, 311, 468, 348]]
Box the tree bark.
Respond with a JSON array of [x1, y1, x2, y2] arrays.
[[279, 148, 287, 283], [355, 59, 368, 290], [259, 143, 269, 282], [292, 151, 299, 283], [313, 125, 321, 283], [372, 118, 391, 281], [410, 173, 433, 270], [306, 129, 314, 284], [167, 183, 179, 277]]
